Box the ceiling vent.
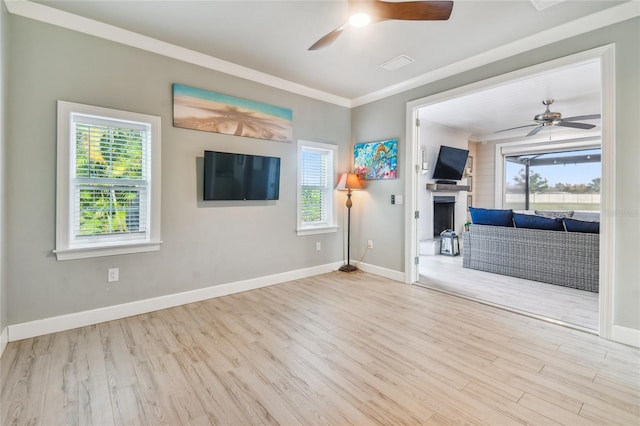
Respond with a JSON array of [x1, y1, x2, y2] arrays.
[[530, 0, 566, 11], [380, 55, 415, 71]]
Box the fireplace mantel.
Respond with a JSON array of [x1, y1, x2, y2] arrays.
[[426, 183, 470, 192]]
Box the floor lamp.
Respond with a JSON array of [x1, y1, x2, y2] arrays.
[[336, 173, 363, 272]]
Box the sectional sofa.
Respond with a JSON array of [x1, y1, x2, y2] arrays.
[[462, 208, 600, 292]]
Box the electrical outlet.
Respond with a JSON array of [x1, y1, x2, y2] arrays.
[[316, 241, 321, 251], [367, 240, 374, 249], [108, 268, 119, 283]]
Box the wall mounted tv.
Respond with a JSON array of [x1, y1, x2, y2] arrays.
[[203, 150, 281, 201], [431, 145, 469, 184]]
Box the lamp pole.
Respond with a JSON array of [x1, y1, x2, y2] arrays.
[[339, 189, 357, 272]]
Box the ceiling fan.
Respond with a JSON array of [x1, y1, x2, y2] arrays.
[[496, 99, 601, 137], [308, 0, 454, 51]]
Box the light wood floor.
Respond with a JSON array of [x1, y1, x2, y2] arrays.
[[420, 255, 599, 331], [2, 272, 638, 425]]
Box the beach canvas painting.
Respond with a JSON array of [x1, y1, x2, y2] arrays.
[[354, 139, 398, 180], [173, 84, 293, 142]]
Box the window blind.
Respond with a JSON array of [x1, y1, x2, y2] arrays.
[[72, 117, 150, 239], [301, 148, 329, 224]]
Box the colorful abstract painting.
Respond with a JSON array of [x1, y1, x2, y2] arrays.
[[173, 84, 293, 142], [354, 139, 398, 180]]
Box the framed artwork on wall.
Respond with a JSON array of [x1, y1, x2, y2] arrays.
[[466, 155, 474, 175], [467, 176, 473, 192], [353, 138, 398, 180], [172, 84, 293, 142], [467, 195, 473, 210]]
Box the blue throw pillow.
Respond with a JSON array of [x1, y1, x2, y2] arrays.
[[513, 213, 564, 231], [563, 218, 600, 234], [469, 207, 514, 227]]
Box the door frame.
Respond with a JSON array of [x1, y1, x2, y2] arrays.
[[404, 44, 615, 339]]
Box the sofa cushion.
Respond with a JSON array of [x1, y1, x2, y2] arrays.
[[469, 207, 514, 227], [535, 210, 574, 218], [513, 212, 565, 231], [563, 218, 600, 234]]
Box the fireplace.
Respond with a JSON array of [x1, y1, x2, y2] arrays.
[[433, 196, 455, 236]]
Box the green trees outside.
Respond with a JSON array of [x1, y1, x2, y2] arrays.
[[510, 169, 600, 194], [76, 125, 144, 236], [512, 169, 549, 193]]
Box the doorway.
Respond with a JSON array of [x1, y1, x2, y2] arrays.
[[404, 45, 615, 337]]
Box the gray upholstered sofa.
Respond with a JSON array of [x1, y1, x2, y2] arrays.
[[462, 224, 599, 292]]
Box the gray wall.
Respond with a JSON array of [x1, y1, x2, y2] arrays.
[[0, 1, 8, 333], [6, 16, 351, 324], [352, 18, 640, 330]]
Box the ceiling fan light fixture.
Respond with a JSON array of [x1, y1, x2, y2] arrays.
[[349, 12, 372, 27]]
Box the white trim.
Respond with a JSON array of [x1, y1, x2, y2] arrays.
[[494, 136, 603, 209], [0, 327, 7, 358], [352, 1, 639, 107], [296, 226, 338, 236], [598, 45, 616, 340], [4, 0, 351, 108], [7, 262, 343, 342], [611, 325, 640, 348], [55, 101, 162, 261], [297, 140, 338, 236], [405, 45, 618, 341], [4, 0, 638, 108], [355, 261, 405, 283]]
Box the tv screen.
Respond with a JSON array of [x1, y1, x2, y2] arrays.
[[431, 145, 469, 183], [203, 151, 281, 200]]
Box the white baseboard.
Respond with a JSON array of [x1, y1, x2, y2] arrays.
[[8, 262, 342, 342], [0, 327, 7, 358], [356, 261, 405, 282], [611, 324, 640, 348]]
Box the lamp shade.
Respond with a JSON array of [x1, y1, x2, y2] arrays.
[[336, 173, 363, 191]]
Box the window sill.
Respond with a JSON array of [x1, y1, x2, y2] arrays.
[[296, 226, 338, 236], [54, 241, 162, 261]]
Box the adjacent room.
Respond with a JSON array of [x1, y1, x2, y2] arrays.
[[416, 59, 603, 332], [1, 1, 639, 425]]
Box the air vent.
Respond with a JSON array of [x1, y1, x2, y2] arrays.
[[380, 55, 415, 71], [530, 0, 566, 11]]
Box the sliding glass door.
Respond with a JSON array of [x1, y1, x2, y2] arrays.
[[504, 148, 601, 212]]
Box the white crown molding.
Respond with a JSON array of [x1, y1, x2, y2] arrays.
[[4, 0, 352, 108], [4, 1, 639, 107], [351, 1, 640, 107]]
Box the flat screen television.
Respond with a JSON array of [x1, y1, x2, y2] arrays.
[[203, 150, 281, 200], [431, 145, 469, 184]]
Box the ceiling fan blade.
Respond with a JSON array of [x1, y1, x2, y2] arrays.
[[494, 124, 537, 133], [562, 114, 601, 122], [526, 126, 544, 137], [308, 25, 346, 50], [556, 121, 596, 130], [375, 0, 454, 21]]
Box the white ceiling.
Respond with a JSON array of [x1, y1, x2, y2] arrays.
[[419, 59, 602, 141], [12, 0, 637, 137]]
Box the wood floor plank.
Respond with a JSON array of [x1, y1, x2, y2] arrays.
[[1, 271, 638, 425]]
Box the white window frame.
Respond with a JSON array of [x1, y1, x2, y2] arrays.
[[55, 101, 162, 260], [297, 140, 338, 236], [495, 137, 601, 208]]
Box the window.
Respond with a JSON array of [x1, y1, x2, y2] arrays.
[[503, 146, 601, 212], [297, 140, 338, 235], [55, 101, 161, 260]]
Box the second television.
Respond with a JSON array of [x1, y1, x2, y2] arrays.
[[203, 150, 281, 200], [431, 145, 469, 184]]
